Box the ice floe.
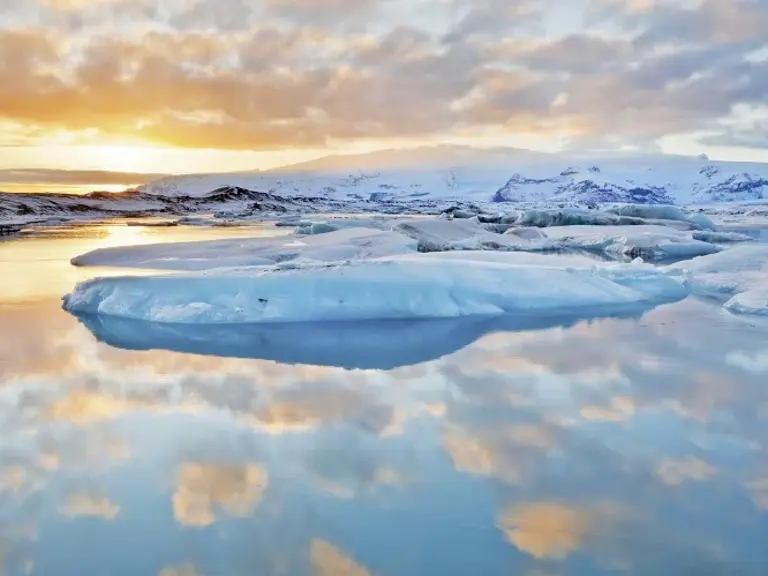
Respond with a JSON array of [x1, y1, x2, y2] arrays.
[[667, 245, 768, 316], [63, 252, 688, 325]]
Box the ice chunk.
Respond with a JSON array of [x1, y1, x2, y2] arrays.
[[541, 225, 720, 261], [691, 230, 753, 243], [504, 227, 547, 240], [606, 204, 716, 230], [666, 245, 768, 316], [686, 213, 717, 231], [295, 221, 340, 235], [393, 219, 556, 253], [515, 208, 645, 228], [607, 204, 688, 221], [62, 252, 688, 325], [294, 218, 390, 235], [71, 228, 417, 271]]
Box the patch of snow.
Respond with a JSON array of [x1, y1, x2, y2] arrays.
[[62, 252, 688, 325]]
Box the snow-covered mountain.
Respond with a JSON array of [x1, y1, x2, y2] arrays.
[[2, 147, 768, 224], [139, 148, 768, 206]]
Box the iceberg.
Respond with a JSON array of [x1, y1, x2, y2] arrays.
[[62, 252, 688, 325], [71, 228, 417, 271], [540, 225, 721, 261], [666, 245, 768, 316]]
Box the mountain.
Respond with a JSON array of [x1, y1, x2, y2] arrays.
[[2, 147, 768, 224], [139, 149, 768, 206]]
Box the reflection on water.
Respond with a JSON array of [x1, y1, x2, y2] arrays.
[[0, 220, 287, 301], [2, 224, 768, 574]]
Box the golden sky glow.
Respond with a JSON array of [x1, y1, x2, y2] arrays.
[[1, 0, 768, 192]]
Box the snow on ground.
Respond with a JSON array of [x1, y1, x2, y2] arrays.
[[539, 225, 722, 261], [666, 246, 768, 316], [71, 228, 417, 270], [62, 252, 688, 324]]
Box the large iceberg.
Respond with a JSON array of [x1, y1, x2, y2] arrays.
[[63, 252, 688, 325], [666, 245, 768, 316]]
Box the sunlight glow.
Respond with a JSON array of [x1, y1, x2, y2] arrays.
[[86, 146, 160, 173]]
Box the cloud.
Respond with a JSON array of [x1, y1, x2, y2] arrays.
[[0, 0, 764, 152], [699, 121, 768, 149], [0, 169, 168, 187]]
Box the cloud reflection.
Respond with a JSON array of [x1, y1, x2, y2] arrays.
[[654, 457, 718, 486], [172, 462, 268, 528], [158, 565, 199, 576], [60, 491, 120, 519], [310, 539, 371, 576]]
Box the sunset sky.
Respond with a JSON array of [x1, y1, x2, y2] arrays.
[[1, 0, 767, 192]]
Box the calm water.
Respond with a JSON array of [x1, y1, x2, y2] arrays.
[[2, 223, 768, 575]]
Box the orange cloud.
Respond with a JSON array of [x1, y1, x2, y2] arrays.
[[310, 539, 371, 576], [172, 462, 268, 527], [496, 501, 627, 560], [60, 491, 120, 519]]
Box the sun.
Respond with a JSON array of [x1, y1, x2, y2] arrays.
[[89, 145, 158, 173]]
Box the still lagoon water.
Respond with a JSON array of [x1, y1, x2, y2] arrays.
[[2, 223, 768, 575]]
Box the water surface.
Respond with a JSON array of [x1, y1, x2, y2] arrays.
[[2, 223, 768, 575]]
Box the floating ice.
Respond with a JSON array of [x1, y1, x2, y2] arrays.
[[691, 230, 753, 244], [393, 219, 556, 252], [71, 228, 417, 271], [62, 252, 688, 325], [666, 245, 768, 316], [515, 208, 645, 228], [540, 225, 721, 261], [606, 204, 715, 230]]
